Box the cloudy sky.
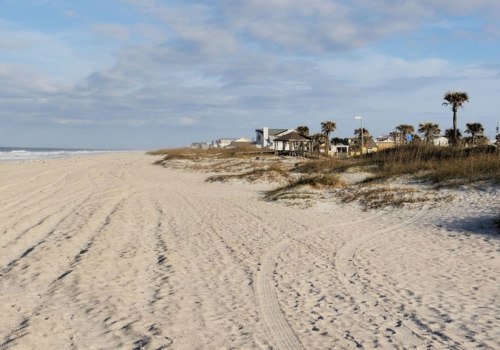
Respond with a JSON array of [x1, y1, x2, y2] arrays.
[[1, 0, 499, 149]]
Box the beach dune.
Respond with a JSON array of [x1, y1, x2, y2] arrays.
[[0, 153, 498, 349]]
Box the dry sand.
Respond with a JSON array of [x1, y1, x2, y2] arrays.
[[0, 153, 498, 349]]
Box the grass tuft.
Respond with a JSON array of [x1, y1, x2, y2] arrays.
[[206, 163, 289, 183], [265, 174, 344, 200]]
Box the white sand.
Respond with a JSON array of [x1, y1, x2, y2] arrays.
[[0, 153, 498, 349]]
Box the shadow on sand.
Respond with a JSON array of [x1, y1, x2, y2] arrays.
[[436, 212, 500, 237]]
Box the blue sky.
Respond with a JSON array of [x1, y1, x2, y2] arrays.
[[1, 0, 499, 149]]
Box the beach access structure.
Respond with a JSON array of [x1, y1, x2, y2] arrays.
[[272, 131, 313, 156]]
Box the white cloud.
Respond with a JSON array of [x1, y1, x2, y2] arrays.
[[178, 117, 197, 126], [1, 0, 499, 148], [0, 21, 107, 82], [51, 118, 106, 125]]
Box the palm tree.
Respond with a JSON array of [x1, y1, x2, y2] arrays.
[[444, 128, 462, 142], [296, 125, 310, 154], [443, 91, 469, 144], [354, 128, 370, 142], [310, 133, 324, 158], [354, 127, 370, 153], [418, 122, 440, 144], [465, 122, 484, 146], [321, 121, 336, 156], [395, 124, 414, 145], [296, 125, 310, 137]]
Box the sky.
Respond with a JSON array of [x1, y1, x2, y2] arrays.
[[0, 0, 499, 149]]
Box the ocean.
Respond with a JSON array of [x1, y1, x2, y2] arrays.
[[0, 147, 115, 162]]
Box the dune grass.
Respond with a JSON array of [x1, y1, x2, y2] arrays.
[[150, 145, 497, 209], [292, 158, 357, 174], [150, 145, 499, 186], [148, 146, 273, 160], [265, 174, 344, 200], [206, 163, 289, 183], [287, 145, 499, 185], [360, 145, 499, 184]]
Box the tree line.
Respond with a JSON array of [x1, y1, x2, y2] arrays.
[[294, 90, 492, 153]]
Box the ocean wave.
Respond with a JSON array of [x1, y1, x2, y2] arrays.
[[0, 148, 113, 161]]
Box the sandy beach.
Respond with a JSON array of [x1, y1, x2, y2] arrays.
[[0, 153, 498, 349]]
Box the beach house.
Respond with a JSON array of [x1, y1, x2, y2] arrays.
[[272, 131, 312, 156], [229, 137, 253, 148], [255, 127, 290, 148]]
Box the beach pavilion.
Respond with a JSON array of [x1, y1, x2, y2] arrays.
[[273, 131, 313, 156]]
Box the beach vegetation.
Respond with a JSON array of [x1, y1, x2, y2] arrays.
[[336, 186, 440, 209], [321, 121, 336, 155], [360, 144, 499, 184], [265, 174, 344, 200], [150, 138, 498, 191], [395, 124, 415, 145], [206, 163, 289, 183], [418, 122, 441, 144], [296, 125, 310, 137], [465, 122, 485, 146], [443, 91, 469, 145]]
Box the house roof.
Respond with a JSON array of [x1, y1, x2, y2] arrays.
[[366, 139, 378, 148], [218, 138, 236, 141], [255, 128, 288, 136], [273, 131, 311, 142], [232, 137, 251, 143], [376, 136, 394, 142]]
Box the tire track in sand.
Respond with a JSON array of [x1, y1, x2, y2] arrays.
[[0, 197, 128, 349], [335, 208, 429, 348], [255, 211, 384, 350]]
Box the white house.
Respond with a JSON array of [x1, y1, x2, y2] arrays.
[[433, 136, 449, 147], [255, 127, 290, 148], [272, 131, 312, 155], [229, 137, 252, 147], [331, 144, 349, 156], [376, 135, 396, 150], [215, 138, 236, 148]]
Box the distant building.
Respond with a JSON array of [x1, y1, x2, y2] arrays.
[[190, 142, 210, 149], [229, 137, 252, 148], [273, 131, 312, 155], [255, 127, 289, 148], [331, 144, 349, 156], [433, 136, 449, 147], [364, 138, 378, 153], [215, 138, 236, 148], [376, 135, 396, 150]]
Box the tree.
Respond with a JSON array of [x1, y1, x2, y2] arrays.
[[418, 122, 440, 144], [443, 91, 469, 144], [354, 128, 371, 153], [295, 125, 310, 154], [411, 134, 422, 144], [444, 128, 462, 145], [296, 125, 310, 137], [354, 127, 370, 143], [395, 124, 414, 145], [332, 137, 348, 146], [465, 122, 484, 146], [310, 133, 324, 158], [321, 121, 336, 156]]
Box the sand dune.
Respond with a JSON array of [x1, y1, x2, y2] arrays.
[[0, 153, 498, 349]]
